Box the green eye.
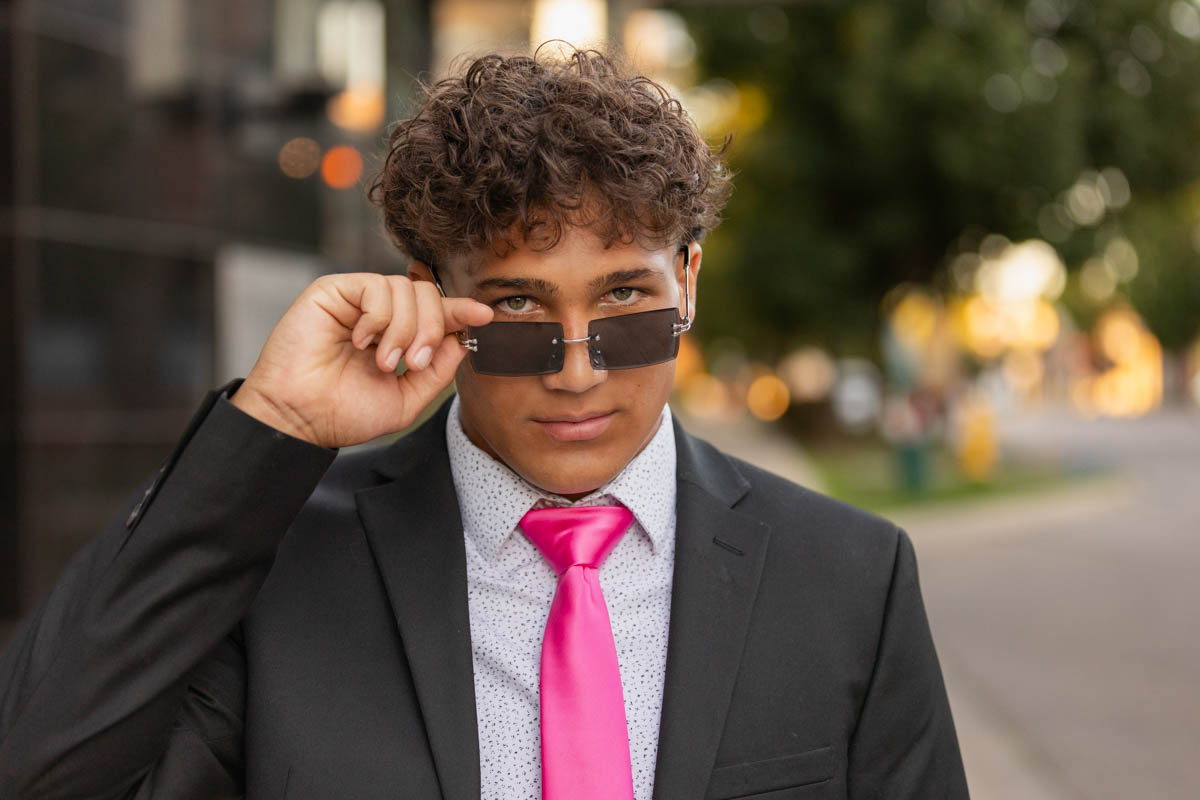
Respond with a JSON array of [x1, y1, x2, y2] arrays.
[[611, 287, 635, 301], [503, 296, 529, 311]]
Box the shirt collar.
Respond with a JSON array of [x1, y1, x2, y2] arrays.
[[446, 393, 676, 563]]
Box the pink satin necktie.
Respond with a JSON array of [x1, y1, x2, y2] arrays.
[[519, 504, 636, 800]]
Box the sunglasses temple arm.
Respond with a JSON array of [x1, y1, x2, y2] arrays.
[[674, 246, 693, 336], [428, 264, 479, 351], [428, 264, 449, 298]]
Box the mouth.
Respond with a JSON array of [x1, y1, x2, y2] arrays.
[[533, 410, 616, 442]]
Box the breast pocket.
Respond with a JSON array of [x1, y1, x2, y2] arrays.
[[704, 744, 836, 800]]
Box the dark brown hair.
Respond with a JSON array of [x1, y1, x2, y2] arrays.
[[366, 43, 733, 268]]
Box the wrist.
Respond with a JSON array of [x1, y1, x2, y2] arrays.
[[229, 383, 321, 446]]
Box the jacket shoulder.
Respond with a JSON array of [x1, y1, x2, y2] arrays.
[[698, 435, 904, 568]]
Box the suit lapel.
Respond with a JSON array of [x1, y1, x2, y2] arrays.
[[356, 399, 481, 800], [653, 418, 771, 799]]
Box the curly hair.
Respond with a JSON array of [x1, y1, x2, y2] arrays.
[[366, 44, 733, 269]]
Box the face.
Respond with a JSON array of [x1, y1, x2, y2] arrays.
[[410, 226, 701, 499]]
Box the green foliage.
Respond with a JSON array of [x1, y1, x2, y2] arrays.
[[677, 0, 1200, 355]]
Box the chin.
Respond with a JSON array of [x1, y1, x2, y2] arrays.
[[525, 470, 617, 498], [515, 450, 625, 498]]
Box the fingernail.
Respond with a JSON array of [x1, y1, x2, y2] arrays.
[[361, 333, 377, 349], [412, 346, 433, 370], [385, 348, 402, 370]]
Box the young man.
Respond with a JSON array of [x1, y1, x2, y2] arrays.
[[0, 48, 969, 798]]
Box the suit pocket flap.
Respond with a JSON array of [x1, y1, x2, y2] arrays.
[[706, 745, 835, 799]]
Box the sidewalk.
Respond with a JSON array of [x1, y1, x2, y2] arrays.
[[892, 474, 1137, 800]]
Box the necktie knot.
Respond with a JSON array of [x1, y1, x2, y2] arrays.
[[519, 504, 634, 575]]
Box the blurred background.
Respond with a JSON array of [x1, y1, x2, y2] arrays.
[[1, 0, 1198, 797]]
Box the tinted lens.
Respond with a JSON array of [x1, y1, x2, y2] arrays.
[[587, 307, 680, 370], [466, 321, 565, 376]]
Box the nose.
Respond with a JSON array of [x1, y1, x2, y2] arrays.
[[542, 315, 606, 393]]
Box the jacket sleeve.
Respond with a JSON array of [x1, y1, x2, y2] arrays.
[[846, 527, 971, 799], [0, 378, 338, 798]]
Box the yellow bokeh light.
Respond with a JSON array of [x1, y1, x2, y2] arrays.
[[733, 82, 770, 134], [777, 346, 836, 402], [1083, 307, 1163, 417], [955, 293, 1060, 358], [1026, 299, 1060, 350], [1189, 337, 1200, 407], [673, 335, 703, 389], [531, 0, 607, 50], [1006, 298, 1060, 351], [975, 239, 1067, 303], [1096, 308, 1143, 364], [889, 288, 939, 351], [327, 85, 385, 133], [960, 295, 1007, 359], [278, 137, 322, 179], [955, 394, 998, 482], [746, 374, 790, 421], [681, 372, 733, 420]]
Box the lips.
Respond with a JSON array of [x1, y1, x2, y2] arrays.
[[533, 411, 616, 442], [538, 410, 614, 424]]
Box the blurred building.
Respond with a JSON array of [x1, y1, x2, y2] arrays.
[[0, 0, 434, 618]]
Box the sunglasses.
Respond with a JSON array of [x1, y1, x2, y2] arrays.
[[430, 247, 693, 377]]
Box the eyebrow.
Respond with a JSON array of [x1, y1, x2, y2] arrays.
[[472, 267, 661, 297]]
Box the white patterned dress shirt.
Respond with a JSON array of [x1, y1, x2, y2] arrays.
[[445, 393, 678, 800]]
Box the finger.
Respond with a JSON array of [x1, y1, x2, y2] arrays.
[[376, 276, 417, 372], [441, 296, 495, 332], [308, 273, 389, 345], [341, 273, 394, 350], [395, 332, 469, 414], [405, 280, 447, 371]]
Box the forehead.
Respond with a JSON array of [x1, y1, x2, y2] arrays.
[[445, 227, 676, 288]]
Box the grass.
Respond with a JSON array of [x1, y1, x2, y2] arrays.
[[805, 438, 1110, 514]]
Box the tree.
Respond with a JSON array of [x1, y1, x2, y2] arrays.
[[676, 0, 1200, 357]]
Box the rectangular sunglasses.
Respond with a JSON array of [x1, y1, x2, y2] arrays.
[[431, 247, 693, 377]]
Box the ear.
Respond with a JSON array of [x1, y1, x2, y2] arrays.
[[406, 260, 437, 284], [408, 260, 450, 298], [676, 241, 701, 323]]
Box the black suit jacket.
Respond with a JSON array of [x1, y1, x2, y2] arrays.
[[0, 378, 969, 799]]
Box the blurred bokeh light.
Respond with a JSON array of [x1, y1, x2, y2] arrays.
[[321, 145, 364, 189]]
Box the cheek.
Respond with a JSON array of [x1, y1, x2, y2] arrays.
[[454, 363, 514, 404], [623, 361, 676, 406], [454, 366, 536, 438]]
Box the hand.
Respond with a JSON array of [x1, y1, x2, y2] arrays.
[[230, 272, 493, 448]]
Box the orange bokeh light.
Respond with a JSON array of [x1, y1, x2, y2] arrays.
[[746, 374, 790, 421], [321, 145, 363, 189]]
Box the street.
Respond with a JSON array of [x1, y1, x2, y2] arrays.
[[890, 408, 1200, 799]]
